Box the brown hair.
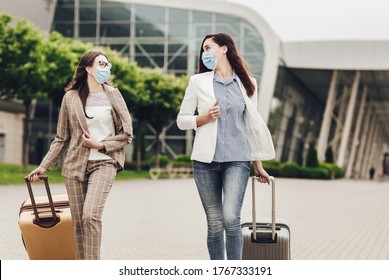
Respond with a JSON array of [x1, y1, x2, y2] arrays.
[[65, 50, 110, 118], [198, 33, 255, 97]]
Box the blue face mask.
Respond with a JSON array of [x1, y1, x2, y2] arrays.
[[201, 50, 218, 70], [93, 66, 111, 84]]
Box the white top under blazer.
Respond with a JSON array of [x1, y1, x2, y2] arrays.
[[177, 71, 275, 163], [85, 92, 115, 160]]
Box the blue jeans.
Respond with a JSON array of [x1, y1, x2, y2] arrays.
[[193, 160, 250, 260]]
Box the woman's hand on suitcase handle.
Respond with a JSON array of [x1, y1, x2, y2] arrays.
[[253, 160, 271, 185], [27, 166, 47, 182]]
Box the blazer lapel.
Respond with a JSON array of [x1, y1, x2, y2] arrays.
[[73, 91, 90, 134], [103, 84, 132, 136], [103, 85, 120, 115], [103, 85, 121, 127], [206, 71, 217, 102]]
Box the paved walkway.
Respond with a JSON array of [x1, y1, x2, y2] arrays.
[[1, 177, 389, 260]]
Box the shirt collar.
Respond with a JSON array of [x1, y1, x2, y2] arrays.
[[213, 71, 237, 85]]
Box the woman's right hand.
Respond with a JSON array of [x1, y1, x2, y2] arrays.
[[27, 166, 47, 182], [207, 99, 220, 121]]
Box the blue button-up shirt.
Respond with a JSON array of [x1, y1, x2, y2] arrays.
[[212, 72, 251, 162]]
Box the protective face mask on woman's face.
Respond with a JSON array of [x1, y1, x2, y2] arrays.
[[93, 66, 111, 84], [201, 50, 218, 70]]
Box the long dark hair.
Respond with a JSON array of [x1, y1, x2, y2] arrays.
[[198, 33, 255, 97], [65, 50, 109, 118]]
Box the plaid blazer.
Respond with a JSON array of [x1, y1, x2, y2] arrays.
[[40, 85, 133, 181]]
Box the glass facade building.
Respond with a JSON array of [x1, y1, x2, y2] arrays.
[[53, 0, 265, 78]]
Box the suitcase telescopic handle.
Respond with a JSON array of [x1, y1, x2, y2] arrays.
[[252, 176, 276, 241], [24, 175, 58, 224]]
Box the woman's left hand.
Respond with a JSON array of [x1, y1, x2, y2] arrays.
[[252, 160, 271, 185], [82, 132, 104, 149]]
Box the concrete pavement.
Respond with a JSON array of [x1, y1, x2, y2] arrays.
[[1, 177, 389, 260]]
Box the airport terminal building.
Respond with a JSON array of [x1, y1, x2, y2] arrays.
[[1, 0, 388, 178]]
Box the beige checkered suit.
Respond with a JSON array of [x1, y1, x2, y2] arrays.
[[40, 84, 133, 180], [40, 85, 133, 259]]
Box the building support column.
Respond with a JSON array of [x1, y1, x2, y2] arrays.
[[275, 97, 293, 161], [373, 131, 384, 174], [317, 70, 338, 161], [337, 71, 361, 168], [353, 103, 372, 178], [361, 117, 378, 178], [346, 86, 367, 178], [332, 86, 349, 155], [365, 127, 381, 177]]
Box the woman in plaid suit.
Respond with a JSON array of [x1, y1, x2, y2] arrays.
[[27, 50, 133, 260]]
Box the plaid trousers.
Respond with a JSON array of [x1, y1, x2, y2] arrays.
[[64, 159, 117, 260]]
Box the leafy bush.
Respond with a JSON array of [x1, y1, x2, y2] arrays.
[[265, 166, 280, 177], [306, 141, 319, 168], [279, 162, 301, 178], [172, 154, 192, 167], [250, 160, 281, 177], [300, 167, 330, 179], [148, 155, 170, 167], [320, 162, 345, 179], [125, 161, 150, 171], [262, 160, 281, 168], [325, 146, 334, 163]]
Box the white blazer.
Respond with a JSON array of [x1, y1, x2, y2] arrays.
[[177, 71, 275, 163]]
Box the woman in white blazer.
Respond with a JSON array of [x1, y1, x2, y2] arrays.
[[177, 33, 275, 260]]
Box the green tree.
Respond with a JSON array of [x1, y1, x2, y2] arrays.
[[42, 32, 89, 107], [306, 140, 319, 168], [0, 14, 47, 171], [136, 69, 186, 168]]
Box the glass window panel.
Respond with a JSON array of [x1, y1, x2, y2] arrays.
[[244, 39, 264, 54], [244, 55, 263, 73], [79, 0, 96, 5], [79, 23, 96, 37], [100, 23, 130, 37], [168, 44, 188, 54], [135, 4, 165, 23], [193, 11, 212, 22], [244, 23, 261, 39], [54, 23, 74, 37], [102, 44, 129, 55], [136, 23, 165, 37], [169, 8, 188, 23], [168, 55, 187, 71], [194, 39, 204, 56], [57, 0, 74, 6], [168, 23, 188, 38], [194, 56, 200, 71], [135, 55, 164, 68], [54, 6, 74, 21], [101, 5, 131, 21], [215, 14, 240, 23], [136, 44, 164, 55], [79, 7, 96, 21], [215, 23, 240, 37], [194, 24, 212, 38]]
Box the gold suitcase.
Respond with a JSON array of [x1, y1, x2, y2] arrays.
[[19, 175, 76, 260]]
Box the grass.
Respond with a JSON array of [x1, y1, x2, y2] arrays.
[[0, 163, 150, 185]]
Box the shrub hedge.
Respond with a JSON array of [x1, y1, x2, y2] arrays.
[[258, 160, 344, 180], [279, 162, 301, 178], [126, 156, 345, 180]]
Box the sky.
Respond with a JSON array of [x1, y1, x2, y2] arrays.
[[226, 0, 389, 41]]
